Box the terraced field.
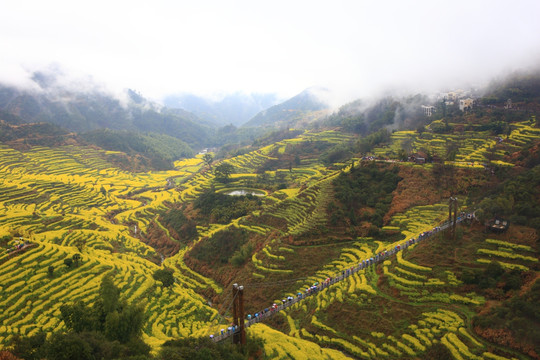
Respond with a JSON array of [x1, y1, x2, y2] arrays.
[[265, 207, 456, 355], [191, 125, 537, 359], [0, 123, 538, 360], [372, 120, 539, 167], [0, 130, 362, 356], [0, 145, 219, 348], [267, 213, 534, 360]]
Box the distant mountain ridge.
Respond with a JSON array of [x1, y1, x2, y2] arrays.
[[163, 92, 280, 126], [243, 88, 330, 128]]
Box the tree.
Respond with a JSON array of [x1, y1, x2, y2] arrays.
[[100, 275, 119, 314], [48, 265, 54, 277], [229, 243, 254, 267], [72, 254, 82, 267], [46, 332, 93, 360], [9, 333, 46, 360], [357, 128, 391, 153], [202, 153, 213, 169], [153, 268, 175, 288], [430, 119, 449, 134], [63, 258, 73, 268], [214, 163, 234, 183], [73, 238, 86, 253], [60, 275, 146, 344], [60, 301, 99, 333]]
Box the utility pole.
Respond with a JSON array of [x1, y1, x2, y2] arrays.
[[232, 283, 238, 344], [232, 283, 246, 346], [449, 196, 458, 239], [238, 285, 246, 345]]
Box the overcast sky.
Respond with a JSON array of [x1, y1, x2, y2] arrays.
[[1, 0, 540, 103]]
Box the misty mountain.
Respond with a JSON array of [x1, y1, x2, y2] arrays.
[[323, 94, 432, 135], [0, 75, 214, 150], [482, 69, 540, 105], [243, 88, 330, 129], [163, 92, 280, 126], [323, 69, 540, 136]]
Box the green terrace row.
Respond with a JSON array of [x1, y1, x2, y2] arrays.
[[476, 238, 537, 271]]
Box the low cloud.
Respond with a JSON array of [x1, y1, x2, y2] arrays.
[[0, 62, 132, 107]]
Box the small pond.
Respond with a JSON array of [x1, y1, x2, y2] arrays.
[[225, 189, 265, 196]]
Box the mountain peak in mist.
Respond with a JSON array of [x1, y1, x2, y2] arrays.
[[243, 88, 330, 128], [30, 70, 59, 90]]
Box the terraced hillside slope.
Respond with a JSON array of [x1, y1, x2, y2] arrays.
[[0, 114, 539, 360]]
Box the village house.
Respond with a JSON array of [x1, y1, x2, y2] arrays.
[[421, 105, 435, 117], [408, 153, 426, 164], [459, 98, 475, 112]]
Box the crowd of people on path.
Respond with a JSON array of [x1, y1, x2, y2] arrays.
[[4, 238, 32, 254], [210, 213, 473, 342]]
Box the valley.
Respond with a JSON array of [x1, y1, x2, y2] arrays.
[[0, 73, 539, 360]]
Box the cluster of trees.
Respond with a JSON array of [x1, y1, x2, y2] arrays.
[[159, 208, 198, 244], [159, 336, 264, 360], [8, 275, 149, 360], [60, 276, 146, 344], [429, 119, 452, 134], [229, 243, 254, 267], [320, 143, 354, 166], [213, 163, 235, 183], [194, 189, 261, 224], [6, 274, 266, 359], [329, 163, 401, 228], [47, 254, 83, 278], [63, 254, 82, 269], [0, 235, 10, 246], [288, 140, 333, 160], [153, 268, 175, 287], [516, 143, 540, 168], [189, 227, 250, 265], [357, 128, 391, 154], [461, 261, 523, 294]]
